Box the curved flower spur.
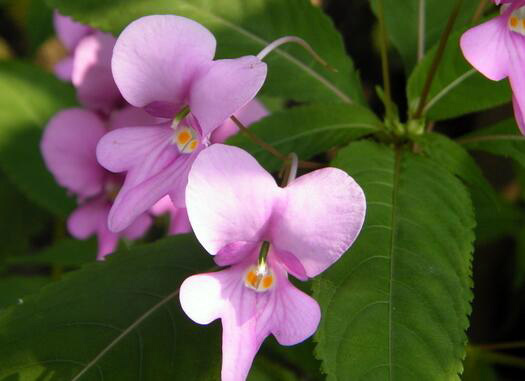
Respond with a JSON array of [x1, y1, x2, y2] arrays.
[[96, 14, 331, 234], [180, 145, 366, 381], [461, 0, 525, 134]]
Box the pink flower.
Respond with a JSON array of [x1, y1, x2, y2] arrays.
[[179, 145, 366, 381], [96, 15, 267, 233], [53, 12, 122, 112], [460, 1, 525, 134], [41, 107, 157, 259]]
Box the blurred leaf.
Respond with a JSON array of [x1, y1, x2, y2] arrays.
[[27, 0, 54, 55], [314, 141, 474, 380], [370, 0, 478, 72], [227, 103, 381, 171], [407, 28, 511, 121], [0, 60, 76, 217], [47, 0, 365, 105], [459, 119, 525, 169], [249, 356, 296, 381], [418, 132, 498, 208], [0, 235, 223, 380], [0, 171, 49, 258], [0, 276, 50, 310], [7, 238, 96, 267]]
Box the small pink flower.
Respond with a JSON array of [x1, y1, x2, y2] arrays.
[[460, 1, 525, 134], [179, 145, 366, 381], [41, 107, 156, 259], [96, 15, 267, 233], [53, 12, 122, 112]]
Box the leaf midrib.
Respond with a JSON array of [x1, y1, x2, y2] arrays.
[[387, 147, 402, 381], [70, 288, 181, 380]]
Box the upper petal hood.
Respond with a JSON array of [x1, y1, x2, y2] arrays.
[[190, 56, 267, 137], [112, 15, 216, 116], [186, 144, 279, 255], [53, 11, 92, 51], [271, 167, 366, 278]]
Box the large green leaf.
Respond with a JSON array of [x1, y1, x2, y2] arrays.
[[314, 141, 475, 380], [458, 119, 525, 169], [0, 61, 76, 216], [0, 235, 222, 380], [227, 103, 382, 171], [370, 0, 478, 72], [407, 28, 511, 121], [47, 0, 364, 105], [0, 276, 50, 310], [418, 132, 498, 207]]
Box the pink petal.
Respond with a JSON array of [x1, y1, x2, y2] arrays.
[[109, 105, 166, 131], [96, 225, 120, 260], [460, 15, 510, 81], [186, 144, 279, 255], [96, 125, 174, 173], [67, 197, 110, 239], [41, 108, 107, 197], [54, 56, 73, 81], [507, 33, 525, 135], [151, 196, 192, 235], [53, 11, 92, 51], [180, 258, 320, 381], [210, 99, 269, 143], [512, 96, 525, 135], [271, 168, 366, 277], [108, 153, 195, 232], [111, 15, 216, 115], [215, 241, 259, 266], [190, 56, 267, 137], [122, 212, 153, 239], [72, 32, 122, 112]]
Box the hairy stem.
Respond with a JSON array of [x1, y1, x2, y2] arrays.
[[413, 0, 464, 120], [471, 0, 488, 23], [418, 0, 426, 62]]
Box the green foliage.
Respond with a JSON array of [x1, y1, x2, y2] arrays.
[[417, 132, 498, 207], [27, 0, 54, 55], [370, 0, 478, 72], [0, 171, 50, 257], [314, 141, 475, 380], [459, 119, 525, 169], [0, 235, 222, 380], [227, 103, 381, 171], [47, 0, 364, 105], [0, 276, 50, 310], [0, 60, 76, 217], [407, 28, 511, 121]]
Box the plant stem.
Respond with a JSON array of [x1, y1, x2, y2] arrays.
[[377, 0, 393, 121], [418, 0, 426, 62], [412, 0, 464, 120], [478, 350, 525, 369], [471, 0, 488, 23], [230, 116, 323, 169]]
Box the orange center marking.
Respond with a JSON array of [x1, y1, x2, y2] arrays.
[[262, 276, 273, 289], [246, 271, 257, 287], [511, 17, 519, 28], [177, 131, 191, 144]]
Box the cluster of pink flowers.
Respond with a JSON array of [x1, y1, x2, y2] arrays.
[[461, 0, 525, 134], [41, 13, 367, 380]]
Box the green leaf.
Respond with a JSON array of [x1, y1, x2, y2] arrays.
[[227, 103, 382, 171], [314, 141, 474, 380], [0, 276, 50, 310], [47, 0, 364, 105], [0, 171, 50, 258], [417, 132, 498, 207], [0, 60, 76, 217], [459, 119, 525, 169], [7, 238, 97, 267], [0, 235, 221, 380], [370, 0, 478, 72], [407, 28, 511, 121], [27, 0, 54, 55]]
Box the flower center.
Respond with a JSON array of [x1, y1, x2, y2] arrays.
[[173, 126, 200, 153], [244, 262, 275, 292], [505, 5, 525, 35]]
